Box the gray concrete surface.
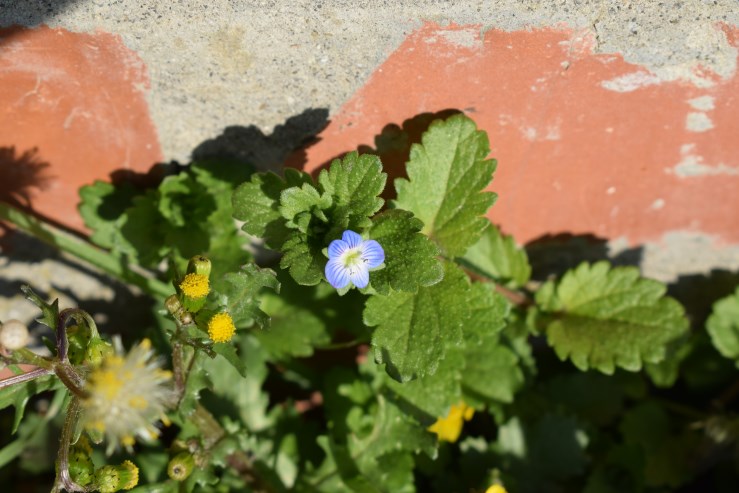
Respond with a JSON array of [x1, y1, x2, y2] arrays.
[[1, 1, 737, 162]]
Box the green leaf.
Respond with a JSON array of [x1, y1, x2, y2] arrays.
[[706, 286, 739, 367], [280, 182, 331, 232], [365, 262, 468, 382], [367, 210, 443, 294], [119, 191, 168, 267], [460, 224, 531, 288], [620, 402, 700, 488], [280, 232, 326, 286], [213, 264, 279, 328], [20, 285, 58, 331], [384, 347, 464, 423], [495, 415, 589, 492], [317, 152, 386, 238], [212, 343, 247, 378], [394, 114, 496, 257], [457, 282, 524, 407], [78, 180, 139, 250], [232, 169, 313, 249], [535, 261, 689, 374], [202, 335, 272, 431], [257, 289, 331, 360], [0, 372, 63, 433]]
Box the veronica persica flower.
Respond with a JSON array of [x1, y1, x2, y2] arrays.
[[325, 230, 384, 289]]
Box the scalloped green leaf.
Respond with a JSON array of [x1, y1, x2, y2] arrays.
[[394, 114, 497, 257], [279, 182, 331, 232], [78, 180, 139, 250], [368, 210, 443, 295], [706, 286, 739, 367], [318, 151, 387, 239], [213, 264, 279, 328], [536, 261, 689, 374], [365, 262, 467, 382], [280, 232, 326, 286], [232, 168, 313, 249], [460, 224, 531, 288]]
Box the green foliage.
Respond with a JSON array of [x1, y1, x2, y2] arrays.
[[461, 224, 531, 288], [706, 286, 739, 367], [536, 261, 689, 374], [6, 113, 737, 493], [367, 210, 443, 294], [394, 114, 497, 257], [79, 159, 253, 277], [365, 262, 468, 382], [212, 264, 280, 329]]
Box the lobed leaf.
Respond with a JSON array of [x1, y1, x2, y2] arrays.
[[460, 224, 531, 288], [318, 152, 386, 239], [232, 168, 313, 249], [536, 261, 689, 374], [213, 264, 280, 329], [368, 210, 443, 294], [706, 286, 739, 367], [365, 262, 468, 382], [394, 114, 497, 257]]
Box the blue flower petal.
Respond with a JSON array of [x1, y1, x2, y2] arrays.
[[325, 258, 350, 289], [342, 230, 363, 249], [360, 240, 385, 268], [349, 265, 370, 289], [328, 239, 349, 259]]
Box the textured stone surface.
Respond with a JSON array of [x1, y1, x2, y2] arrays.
[[1, 1, 737, 162]]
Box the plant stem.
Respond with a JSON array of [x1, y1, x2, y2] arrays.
[[0, 202, 171, 298]]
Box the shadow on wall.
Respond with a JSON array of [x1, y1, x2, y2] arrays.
[[0, 0, 81, 32], [193, 107, 330, 173], [0, 146, 54, 209]]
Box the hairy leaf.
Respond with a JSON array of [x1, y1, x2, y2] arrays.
[[213, 264, 279, 328], [279, 183, 331, 232], [21, 285, 58, 332], [318, 152, 386, 238], [78, 180, 138, 250], [536, 261, 689, 374], [280, 232, 327, 286], [706, 286, 739, 367], [368, 210, 443, 294], [365, 262, 468, 382], [460, 224, 531, 288], [0, 372, 63, 433], [394, 114, 496, 257], [232, 168, 313, 249]]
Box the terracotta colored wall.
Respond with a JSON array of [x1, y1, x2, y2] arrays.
[[300, 23, 739, 246], [1, 4, 738, 277], [0, 26, 161, 232]]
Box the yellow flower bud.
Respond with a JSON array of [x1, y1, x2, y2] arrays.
[[427, 402, 475, 443]]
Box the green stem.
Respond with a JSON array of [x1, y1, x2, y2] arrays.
[[0, 202, 171, 298]]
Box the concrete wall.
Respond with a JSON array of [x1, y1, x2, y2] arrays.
[[2, 1, 739, 318]]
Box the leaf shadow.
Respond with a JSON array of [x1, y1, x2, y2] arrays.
[[525, 233, 643, 281], [292, 109, 463, 200]]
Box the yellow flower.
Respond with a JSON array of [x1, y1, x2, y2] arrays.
[[179, 273, 210, 299], [80, 339, 173, 454], [208, 312, 236, 343], [485, 485, 508, 493], [427, 402, 475, 443]]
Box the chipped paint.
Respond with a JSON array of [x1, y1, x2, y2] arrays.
[[600, 71, 662, 92], [300, 22, 739, 244], [672, 144, 739, 177], [688, 95, 715, 111], [685, 111, 714, 132]]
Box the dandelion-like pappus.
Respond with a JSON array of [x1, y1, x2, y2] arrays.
[[80, 339, 173, 454]]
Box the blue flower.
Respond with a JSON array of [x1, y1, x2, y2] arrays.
[[325, 230, 384, 289]]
